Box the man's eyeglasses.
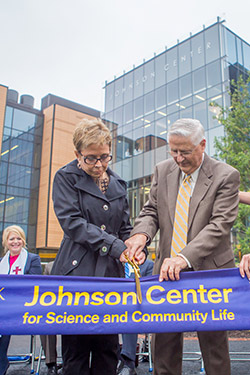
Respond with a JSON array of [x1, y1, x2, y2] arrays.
[[169, 150, 194, 157], [169, 144, 199, 158], [80, 153, 112, 165]]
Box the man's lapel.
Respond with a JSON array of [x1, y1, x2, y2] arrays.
[[188, 154, 213, 228], [166, 164, 181, 226]]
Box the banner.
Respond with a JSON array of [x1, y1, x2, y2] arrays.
[[0, 268, 250, 335]]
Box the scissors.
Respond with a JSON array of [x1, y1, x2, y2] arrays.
[[124, 254, 142, 304]]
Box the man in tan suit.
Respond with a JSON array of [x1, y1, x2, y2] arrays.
[[125, 118, 240, 375]]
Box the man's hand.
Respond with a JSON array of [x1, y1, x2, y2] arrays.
[[125, 234, 147, 264], [159, 256, 188, 281], [239, 254, 250, 280]]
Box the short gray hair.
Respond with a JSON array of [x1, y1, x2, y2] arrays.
[[168, 118, 205, 146]]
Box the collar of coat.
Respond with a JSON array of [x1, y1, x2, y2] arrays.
[[166, 153, 213, 227], [63, 159, 127, 202]]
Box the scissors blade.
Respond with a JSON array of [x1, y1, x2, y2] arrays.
[[135, 270, 142, 304]]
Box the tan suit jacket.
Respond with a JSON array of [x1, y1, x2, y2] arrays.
[[131, 153, 240, 274]]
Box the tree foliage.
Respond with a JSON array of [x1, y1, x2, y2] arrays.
[[211, 74, 250, 260]]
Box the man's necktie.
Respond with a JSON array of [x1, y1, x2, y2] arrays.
[[171, 175, 192, 257]]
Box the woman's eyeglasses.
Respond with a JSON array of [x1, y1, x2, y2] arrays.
[[80, 153, 112, 165]]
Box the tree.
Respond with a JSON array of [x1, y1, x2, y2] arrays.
[[211, 74, 250, 260]]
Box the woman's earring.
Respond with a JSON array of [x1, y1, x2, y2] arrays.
[[77, 160, 81, 169]]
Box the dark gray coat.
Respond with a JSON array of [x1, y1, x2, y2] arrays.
[[51, 159, 132, 278]]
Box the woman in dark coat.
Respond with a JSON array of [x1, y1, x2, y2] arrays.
[[52, 118, 143, 375]]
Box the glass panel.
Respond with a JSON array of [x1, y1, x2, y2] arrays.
[[156, 144, 167, 164], [134, 66, 143, 99], [7, 164, 32, 188], [124, 71, 133, 104], [123, 131, 133, 159], [134, 97, 143, 119], [3, 126, 11, 136], [194, 90, 206, 104], [144, 150, 155, 177], [155, 52, 166, 88], [179, 40, 191, 76], [122, 157, 133, 181], [113, 137, 123, 162], [226, 29, 237, 65], [123, 101, 133, 124], [105, 83, 114, 112], [144, 91, 154, 114], [236, 38, 243, 65], [155, 117, 167, 148], [114, 107, 123, 127], [193, 101, 208, 130], [133, 127, 144, 155], [144, 121, 155, 152], [208, 103, 221, 129], [180, 74, 192, 99], [104, 111, 114, 123], [4, 196, 29, 224], [144, 60, 155, 94], [166, 47, 178, 82], [205, 24, 220, 64], [180, 106, 193, 119], [0, 161, 8, 186], [180, 97, 192, 108], [167, 80, 179, 104], [193, 67, 206, 93], [191, 32, 205, 70], [114, 77, 123, 108], [208, 125, 224, 156], [4, 106, 13, 128], [112, 161, 122, 179], [207, 85, 222, 100], [155, 85, 166, 110], [0, 137, 11, 161], [9, 139, 34, 167], [243, 42, 250, 70], [132, 153, 143, 180], [167, 112, 179, 127], [207, 60, 221, 88], [12, 109, 36, 133]]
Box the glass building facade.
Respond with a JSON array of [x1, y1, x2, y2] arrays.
[[104, 19, 250, 253], [0, 90, 100, 257], [0, 97, 43, 251]]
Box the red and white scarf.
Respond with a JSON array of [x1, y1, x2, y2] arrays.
[[0, 248, 28, 275]]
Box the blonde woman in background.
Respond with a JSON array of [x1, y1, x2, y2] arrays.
[[0, 225, 42, 375]]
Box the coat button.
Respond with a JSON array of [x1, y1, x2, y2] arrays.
[[102, 246, 108, 253], [72, 260, 78, 266], [101, 224, 106, 230], [103, 204, 109, 211]]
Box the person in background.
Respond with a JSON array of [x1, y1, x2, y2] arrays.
[[0, 225, 42, 375], [239, 191, 250, 205], [51, 118, 146, 375], [239, 254, 250, 280], [125, 118, 240, 375], [117, 259, 154, 375], [40, 261, 61, 375], [238, 192, 250, 280]]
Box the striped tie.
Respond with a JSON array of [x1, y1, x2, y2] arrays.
[[171, 174, 192, 257]]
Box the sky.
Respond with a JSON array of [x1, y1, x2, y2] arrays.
[[1, 0, 250, 112]]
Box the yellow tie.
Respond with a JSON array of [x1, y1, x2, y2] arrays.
[[171, 175, 192, 257]]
